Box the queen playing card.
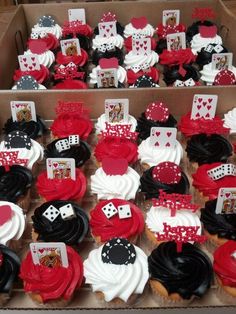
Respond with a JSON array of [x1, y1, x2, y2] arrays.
[[190, 94, 218, 120], [150, 127, 177, 148], [97, 69, 118, 88], [167, 32, 186, 51], [60, 38, 81, 57], [10, 101, 37, 122], [212, 53, 233, 71], [46, 158, 76, 180], [105, 99, 129, 123], [163, 10, 180, 26]]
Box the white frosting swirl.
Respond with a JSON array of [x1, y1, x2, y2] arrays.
[[191, 33, 222, 54], [31, 24, 62, 39], [12, 84, 46, 90], [95, 113, 137, 134], [84, 244, 148, 302], [91, 167, 140, 200], [24, 49, 55, 68], [200, 63, 236, 85], [0, 201, 25, 245], [124, 23, 155, 38], [0, 139, 44, 170], [89, 65, 127, 85], [223, 108, 236, 134], [92, 34, 124, 50], [124, 51, 159, 69], [138, 137, 183, 167]]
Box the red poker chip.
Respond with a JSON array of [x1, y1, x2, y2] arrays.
[[213, 69, 236, 86], [152, 161, 182, 184], [145, 102, 169, 122]]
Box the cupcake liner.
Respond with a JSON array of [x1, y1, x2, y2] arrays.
[[0, 293, 10, 307], [17, 188, 31, 214], [144, 226, 159, 254], [28, 293, 71, 307], [8, 238, 23, 253], [215, 280, 236, 304]]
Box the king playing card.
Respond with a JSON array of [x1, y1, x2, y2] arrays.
[[46, 158, 76, 180], [60, 38, 81, 56], [10, 101, 37, 122]]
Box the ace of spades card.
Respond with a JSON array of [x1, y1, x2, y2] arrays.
[[68, 8, 86, 24], [163, 10, 180, 27], [167, 32, 186, 51], [97, 69, 118, 88], [105, 99, 129, 123], [150, 127, 177, 149], [30, 242, 68, 268], [212, 53, 233, 71], [46, 158, 76, 180], [132, 37, 151, 56], [98, 21, 117, 38], [10, 101, 37, 122], [215, 188, 236, 214], [60, 38, 81, 57], [190, 94, 218, 120], [18, 54, 40, 72]]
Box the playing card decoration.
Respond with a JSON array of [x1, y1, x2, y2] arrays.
[[101, 238, 136, 265], [190, 94, 218, 120], [145, 102, 169, 122], [207, 163, 236, 181], [101, 122, 138, 141], [60, 38, 81, 56], [16, 75, 39, 90], [46, 158, 76, 180], [152, 190, 199, 217], [167, 32, 186, 51], [132, 37, 151, 56], [191, 7, 216, 22], [131, 17, 148, 30], [174, 78, 196, 87], [97, 59, 119, 88], [5, 131, 31, 150], [152, 162, 182, 184], [101, 12, 117, 23], [0, 151, 28, 171], [150, 127, 177, 149], [55, 101, 89, 117], [163, 10, 180, 26], [54, 63, 85, 81], [18, 54, 40, 72], [214, 69, 236, 86], [0, 205, 12, 226], [105, 99, 129, 123], [212, 53, 233, 71], [11, 101, 37, 123], [68, 8, 86, 24], [38, 15, 56, 27], [199, 25, 217, 38], [215, 188, 236, 214], [102, 157, 128, 175], [98, 21, 117, 38]]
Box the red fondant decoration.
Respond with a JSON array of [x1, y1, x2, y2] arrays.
[[55, 101, 90, 117], [102, 157, 128, 175], [0, 205, 12, 226], [101, 122, 138, 141], [192, 7, 216, 22], [99, 58, 119, 69], [101, 12, 117, 23], [145, 102, 169, 122], [199, 25, 217, 38], [214, 69, 236, 86], [152, 162, 182, 184], [131, 17, 148, 29], [28, 40, 48, 54], [54, 63, 85, 81], [0, 151, 28, 171], [178, 65, 187, 77]]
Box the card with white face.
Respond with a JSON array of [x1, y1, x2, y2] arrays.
[[97, 68, 118, 88], [167, 32, 186, 51], [98, 21, 117, 38], [46, 158, 76, 180], [132, 37, 151, 56], [163, 10, 180, 26], [18, 54, 40, 72], [30, 242, 68, 268], [68, 8, 86, 24], [190, 94, 218, 120], [10, 101, 37, 122], [150, 127, 177, 149], [212, 53, 233, 71], [60, 38, 81, 56], [215, 188, 236, 214], [105, 99, 129, 123]]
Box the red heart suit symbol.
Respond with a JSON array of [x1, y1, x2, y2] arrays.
[[39, 249, 45, 254], [102, 157, 128, 175], [225, 193, 231, 198], [131, 16, 148, 29]]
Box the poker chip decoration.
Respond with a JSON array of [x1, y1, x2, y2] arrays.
[[213, 69, 236, 86], [16, 75, 39, 90], [152, 161, 182, 184], [101, 238, 136, 265], [38, 15, 56, 28], [5, 131, 32, 150], [145, 102, 169, 122], [134, 75, 158, 88]]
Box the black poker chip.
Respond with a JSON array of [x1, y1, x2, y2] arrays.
[[16, 75, 39, 90], [101, 238, 136, 265], [134, 75, 158, 88], [5, 131, 32, 150], [38, 15, 56, 28]]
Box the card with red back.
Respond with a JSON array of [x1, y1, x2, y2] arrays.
[[68, 8, 86, 24], [30, 242, 68, 268], [212, 53, 233, 71], [98, 21, 117, 38], [163, 10, 180, 26], [105, 99, 129, 123], [60, 38, 81, 56], [10, 101, 37, 122], [97, 69, 118, 88], [215, 188, 236, 214], [18, 54, 40, 72], [46, 158, 76, 180], [166, 32, 186, 51], [150, 127, 177, 148], [132, 37, 151, 56], [190, 94, 218, 120]]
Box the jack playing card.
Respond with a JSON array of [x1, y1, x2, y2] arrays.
[[215, 188, 236, 214], [10, 101, 37, 122], [167, 32, 186, 51], [150, 127, 177, 148], [97, 69, 118, 88], [30, 242, 68, 268], [190, 94, 218, 120], [60, 38, 81, 57], [18, 54, 40, 72], [68, 8, 86, 24], [132, 37, 151, 56], [163, 10, 180, 26], [46, 158, 76, 180], [98, 21, 117, 38], [212, 53, 233, 71], [105, 99, 129, 123]]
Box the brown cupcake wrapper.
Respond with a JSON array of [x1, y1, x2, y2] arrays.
[[28, 292, 71, 307]]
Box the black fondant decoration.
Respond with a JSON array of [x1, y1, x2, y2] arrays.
[[38, 15, 56, 27], [134, 75, 157, 88], [5, 131, 31, 150], [16, 75, 39, 90]]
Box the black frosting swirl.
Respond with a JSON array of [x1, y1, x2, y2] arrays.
[[0, 245, 20, 294], [45, 137, 91, 167], [155, 38, 167, 54], [92, 48, 124, 66], [140, 166, 189, 200], [196, 44, 228, 68], [94, 22, 124, 36], [201, 199, 236, 240], [163, 64, 200, 86], [186, 134, 232, 165], [3, 115, 47, 140], [0, 166, 33, 203], [136, 112, 177, 141], [186, 20, 215, 43], [148, 242, 213, 299], [32, 200, 89, 245]]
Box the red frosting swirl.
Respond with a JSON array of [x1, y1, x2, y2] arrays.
[[127, 67, 159, 85], [52, 80, 88, 90], [94, 137, 138, 164], [50, 113, 93, 140], [192, 162, 236, 200], [62, 22, 93, 37], [178, 112, 229, 137], [36, 168, 86, 202], [159, 48, 196, 66], [124, 36, 157, 52], [13, 65, 49, 84], [214, 240, 236, 287], [28, 34, 59, 51], [156, 24, 186, 39], [90, 198, 144, 242], [20, 246, 83, 302], [56, 50, 88, 66]]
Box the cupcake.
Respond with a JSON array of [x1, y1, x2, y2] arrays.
[[148, 242, 213, 305], [200, 62, 236, 86], [163, 64, 200, 86], [56, 49, 88, 68], [0, 244, 20, 306], [32, 200, 89, 246], [31, 15, 62, 39], [127, 66, 159, 86], [28, 32, 59, 52], [130, 75, 159, 88], [124, 16, 155, 39], [20, 245, 84, 306], [159, 48, 196, 67], [124, 50, 159, 72], [90, 199, 144, 244], [186, 20, 215, 43], [84, 238, 148, 306], [196, 43, 228, 68]]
